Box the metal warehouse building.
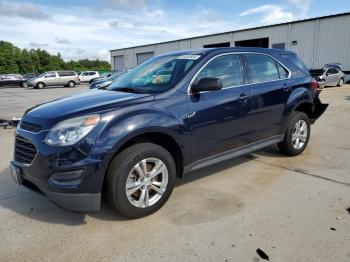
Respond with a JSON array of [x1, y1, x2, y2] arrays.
[[110, 12, 350, 71]]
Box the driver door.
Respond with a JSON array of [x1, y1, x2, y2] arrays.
[[45, 72, 58, 86], [325, 69, 338, 85], [187, 54, 253, 163]]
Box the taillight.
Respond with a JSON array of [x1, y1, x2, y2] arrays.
[[311, 78, 318, 92]]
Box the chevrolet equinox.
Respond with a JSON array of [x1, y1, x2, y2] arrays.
[[11, 48, 328, 218]]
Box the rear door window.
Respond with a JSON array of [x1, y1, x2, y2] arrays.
[[58, 72, 70, 77], [245, 54, 280, 83]]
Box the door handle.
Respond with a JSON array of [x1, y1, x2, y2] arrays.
[[238, 93, 249, 102]]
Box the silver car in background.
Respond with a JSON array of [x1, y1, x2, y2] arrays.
[[27, 71, 80, 89], [313, 64, 346, 88]]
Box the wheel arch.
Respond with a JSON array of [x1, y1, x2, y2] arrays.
[[293, 101, 313, 119], [118, 131, 184, 177], [286, 87, 314, 117], [105, 129, 185, 180]]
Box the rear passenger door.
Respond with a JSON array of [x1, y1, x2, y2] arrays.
[[57, 72, 68, 85], [88, 72, 97, 81], [243, 53, 291, 142], [188, 54, 254, 163]]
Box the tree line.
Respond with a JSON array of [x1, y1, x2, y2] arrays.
[[0, 41, 111, 74]]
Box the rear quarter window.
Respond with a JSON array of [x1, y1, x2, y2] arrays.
[[280, 54, 309, 74], [276, 62, 289, 78]]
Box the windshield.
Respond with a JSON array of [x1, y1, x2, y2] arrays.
[[107, 73, 123, 81], [108, 54, 201, 94], [38, 72, 47, 77]]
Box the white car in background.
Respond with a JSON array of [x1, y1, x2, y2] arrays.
[[79, 71, 99, 82]]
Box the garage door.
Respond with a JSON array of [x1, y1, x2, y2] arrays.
[[113, 55, 125, 71], [136, 52, 154, 65]]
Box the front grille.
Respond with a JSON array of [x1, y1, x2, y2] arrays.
[[14, 137, 37, 165], [20, 121, 42, 133]]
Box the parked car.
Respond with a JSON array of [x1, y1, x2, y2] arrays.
[[27, 71, 80, 89], [89, 72, 125, 89], [79, 71, 99, 82], [311, 64, 345, 88], [0, 74, 28, 87], [90, 72, 114, 84], [11, 48, 328, 218]]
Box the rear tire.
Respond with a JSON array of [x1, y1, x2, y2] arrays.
[[106, 143, 176, 218], [337, 78, 344, 87], [278, 112, 310, 156], [36, 82, 45, 89]]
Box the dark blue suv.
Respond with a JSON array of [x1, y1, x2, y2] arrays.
[[11, 48, 328, 218]]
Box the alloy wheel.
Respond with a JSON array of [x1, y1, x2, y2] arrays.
[[292, 120, 308, 150], [125, 158, 168, 208]]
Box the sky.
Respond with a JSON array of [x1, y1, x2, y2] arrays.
[[0, 0, 349, 61]]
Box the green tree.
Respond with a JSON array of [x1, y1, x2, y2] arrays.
[[0, 41, 111, 74]]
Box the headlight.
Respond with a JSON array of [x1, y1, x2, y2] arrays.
[[44, 115, 100, 146]]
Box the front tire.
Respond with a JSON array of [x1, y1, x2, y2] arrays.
[[36, 82, 45, 89], [278, 112, 310, 156], [68, 81, 75, 88], [106, 143, 176, 218]]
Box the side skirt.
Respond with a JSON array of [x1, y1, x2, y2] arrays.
[[183, 135, 284, 175]]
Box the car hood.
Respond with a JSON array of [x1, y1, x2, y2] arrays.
[[91, 79, 106, 86], [23, 90, 154, 129], [28, 76, 41, 82]]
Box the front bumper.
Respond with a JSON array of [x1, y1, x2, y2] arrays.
[[10, 160, 102, 212], [317, 81, 326, 89], [10, 127, 107, 212]]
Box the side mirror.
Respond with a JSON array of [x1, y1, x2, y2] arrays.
[[191, 77, 223, 93]]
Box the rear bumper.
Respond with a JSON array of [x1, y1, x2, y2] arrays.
[[310, 97, 329, 124]]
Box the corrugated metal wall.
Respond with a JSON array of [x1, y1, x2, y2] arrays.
[[316, 15, 350, 69], [110, 14, 350, 71]]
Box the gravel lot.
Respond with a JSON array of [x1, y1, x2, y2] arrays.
[[0, 85, 349, 262]]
